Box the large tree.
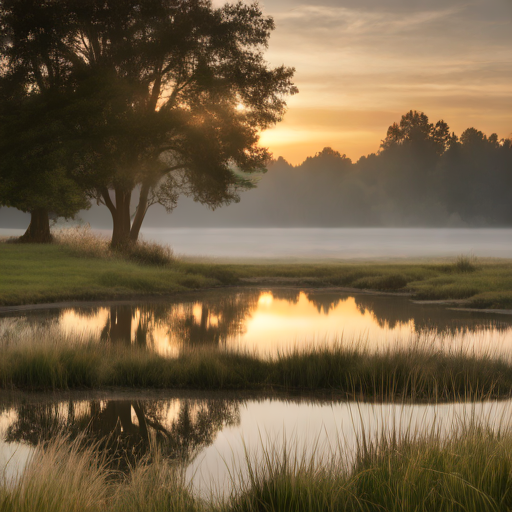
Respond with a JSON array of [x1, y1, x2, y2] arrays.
[[0, 0, 88, 242], [66, 0, 298, 247], [0, 0, 296, 247]]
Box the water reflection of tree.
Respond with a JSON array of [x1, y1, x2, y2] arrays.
[[165, 292, 261, 347], [352, 295, 512, 333], [305, 292, 346, 314], [94, 292, 262, 349], [5, 398, 240, 471], [270, 290, 301, 305], [303, 291, 512, 334], [8, 290, 509, 355]]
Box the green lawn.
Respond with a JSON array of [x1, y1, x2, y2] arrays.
[[1, 242, 512, 308], [0, 244, 217, 305]]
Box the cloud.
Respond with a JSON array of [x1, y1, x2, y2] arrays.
[[212, 0, 512, 162], [273, 4, 464, 36]]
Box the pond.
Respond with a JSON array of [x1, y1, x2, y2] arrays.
[[1, 392, 512, 496], [2, 289, 512, 495], [2, 289, 512, 358]]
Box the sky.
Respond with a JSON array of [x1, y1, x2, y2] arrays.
[[213, 0, 512, 165]]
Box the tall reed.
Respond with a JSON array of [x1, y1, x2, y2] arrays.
[[4, 419, 512, 511]]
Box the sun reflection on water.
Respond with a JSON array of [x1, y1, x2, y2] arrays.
[[4, 289, 512, 358]]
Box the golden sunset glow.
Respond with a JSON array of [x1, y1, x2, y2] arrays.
[[49, 291, 512, 358], [236, 292, 414, 354], [60, 308, 109, 338], [216, 0, 512, 164]]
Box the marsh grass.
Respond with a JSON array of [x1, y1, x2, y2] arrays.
[[4, 416, 512, 511], [227, 425, 512, 512], [454, 253, 478, 273], [0, 434, 197, 512], [2, 326, 512, 399], [2, 435, 112, 512]]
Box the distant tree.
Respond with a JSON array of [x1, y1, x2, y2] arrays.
[[0, 0, 88, 242], [303, 147, 351, 164], [64, 0, 297, 248], [380, 110, 454, 155], [439, 127, 512, 224]]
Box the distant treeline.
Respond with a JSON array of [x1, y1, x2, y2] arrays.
[[248, 111, 512, 227], [141, 110, 512, 228]]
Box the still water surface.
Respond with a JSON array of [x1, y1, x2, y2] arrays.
[[2, 290, 512, 494], [2, 289, 512, 357], [1, 394, 512, 495]]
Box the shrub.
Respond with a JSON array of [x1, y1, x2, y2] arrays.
[[454, 254, 478, 273], [122, 239, 176, 267]]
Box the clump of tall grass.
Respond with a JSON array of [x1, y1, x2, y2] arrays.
[[2, 435, 112, 512], [54, 225, 176, 266], [54, 225, 112, 259], [121, 238, 176, 267], [113, 450, 197, 512], [0, 434, 197, 512], [5, 421, 512, 511], [227, 424, 512, 512], [454, 254, 478, 273]]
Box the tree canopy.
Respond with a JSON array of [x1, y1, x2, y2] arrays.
[[0, 0, 297, 245]]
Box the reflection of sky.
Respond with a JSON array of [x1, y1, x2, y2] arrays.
[[0, 411, 34, 484], [9, 290, 512, 358], [214, 0, 512, 164], [234, 292, 413, 355], [189, 398, 512, 497]]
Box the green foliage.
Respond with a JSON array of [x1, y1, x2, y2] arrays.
[[0, 0, 297, 246], [0, 3, 89, 232]]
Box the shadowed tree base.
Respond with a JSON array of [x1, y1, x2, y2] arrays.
[[18, 208, 53, 244]]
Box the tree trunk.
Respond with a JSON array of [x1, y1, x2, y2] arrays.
[[110, 189, 132, 249], [108, 306, 133, 346], [129, 183, 150, 243], [18, 208, 52, 243], [102, 186, 149, 249]]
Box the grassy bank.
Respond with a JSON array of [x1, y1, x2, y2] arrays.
[[1, 328, 512, 398], [1, 233, 512, 308], [3, 424, 512, 511], [0, 243, 222, 306]]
